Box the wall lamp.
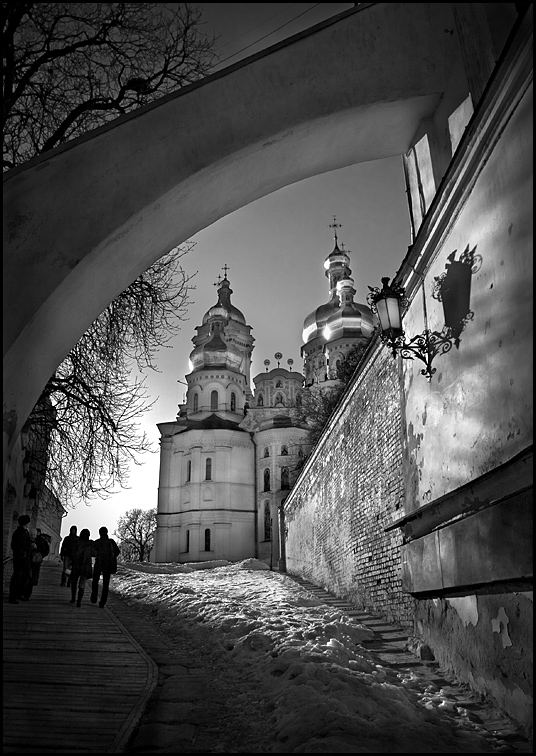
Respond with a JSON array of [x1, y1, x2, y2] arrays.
[[367, 245, 479, 381]]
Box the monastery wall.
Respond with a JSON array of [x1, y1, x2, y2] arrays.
[[284, 341, 415, 627]]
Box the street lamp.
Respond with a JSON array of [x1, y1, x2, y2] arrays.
[[367, 277, 453, 381], [367, 245, 479, 381]]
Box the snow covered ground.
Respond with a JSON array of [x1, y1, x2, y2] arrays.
[[112, 558, 518, 753]]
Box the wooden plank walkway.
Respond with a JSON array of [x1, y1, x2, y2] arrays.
[[3, 561, 158, 753]]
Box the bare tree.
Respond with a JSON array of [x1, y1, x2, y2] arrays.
[[3, 3, 216, 505], [2, 2, 216, 168], [297, 345, 368, 454], [115, 507, 157, 562]]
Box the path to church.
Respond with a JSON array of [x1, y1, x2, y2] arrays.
[[3, 562, 531, 753]]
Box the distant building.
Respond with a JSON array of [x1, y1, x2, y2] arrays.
[[154, 235, 373, 566]]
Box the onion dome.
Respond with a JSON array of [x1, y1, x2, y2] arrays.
[[322, 277, 374, 342], [302, 234, 352, 343], [202, 276, 246, 325]]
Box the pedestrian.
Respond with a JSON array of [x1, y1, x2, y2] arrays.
[[25, 529, 51, 598], [60, 525, 79, 587], [8, 514, 33, 604], [70, 529, 94, 608], [90, 527, 120, 608]]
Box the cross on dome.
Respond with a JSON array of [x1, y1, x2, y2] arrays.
[[329, 216, 342, 244]]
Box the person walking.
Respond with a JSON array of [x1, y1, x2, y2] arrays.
[[8, 514, 33, 604], [70, 529, 94, 607], [25, 529, 51, 599], [60, 525, 79, 587], [90, 527, 120, 608]]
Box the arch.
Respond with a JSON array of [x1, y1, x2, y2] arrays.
[[263, 447, 270, 458], [193, 393, 199, 412], [4, 4, 459, 447], [281, 467, 290, 490], [210, 390, 218, 411], [275, 380, 283, 388], [275, 393, 284, 406], [205, 457, 212, 481], [204, 528, 211, 552], [230, 392, 236, 412], [257, 394, 264, 407], [263, 468, 270, 492], [281, 445, 288, 456]]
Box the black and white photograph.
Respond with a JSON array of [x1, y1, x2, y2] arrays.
[[3, 2, 533, 752]]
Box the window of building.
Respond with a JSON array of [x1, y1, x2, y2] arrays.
[[275, 393, 284, 405], [263, 468, 270, 492], [296, 393, 302, 408], [281, 467, 290, 490], [230, 392, 236, 411], [205, 458, 212, 481], [264, 501, 271, 540], [193, 393, 198, 412], [276, 380, 282, 388], [204, 528, 211, 551], [281, 445, 288, 456], [185, 530, 190, 552], [298, 448, 304, 460], [210, 390, 218, 411], [263, 447, 270, 458], [186, 459, 192, 482], [257, 394, 264, 407]]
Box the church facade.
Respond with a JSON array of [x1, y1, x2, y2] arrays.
[[153, 230, 373, 566]]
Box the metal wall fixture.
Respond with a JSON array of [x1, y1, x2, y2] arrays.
[[367, 245, 480, 381]]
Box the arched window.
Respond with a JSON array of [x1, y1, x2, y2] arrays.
[[210, 390, 218, 411], [230, 392, 236, 411], [205, 458, 212, 481], [281, 467, 290, 490], [186, 460, 192, 482], [263, 468, 270, 492], [264, 501, 271, 540], [204, 528, 211, 551], [281, 445, 288, 456], [276, 380, 282, 388], [275, 393, 284, 405], [193, 393, 198, 412], [263, 447, 270, 458], [185, 530, 190, 553], [257, 394, 264, 407]]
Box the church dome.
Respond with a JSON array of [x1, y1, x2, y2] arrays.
[[202, 277, 246, 325], [302, 299, 339, 344]]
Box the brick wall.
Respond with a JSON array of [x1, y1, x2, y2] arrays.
[[284, 342, 415, 627]]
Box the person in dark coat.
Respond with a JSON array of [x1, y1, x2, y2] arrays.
[[25, 529, 51, 598], [90, 526, 120, 608], [60, 525, 79, 587], [8, 514, 33, 604], [70, 529, 94, 607]]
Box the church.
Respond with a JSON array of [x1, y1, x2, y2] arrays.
[[153, 225, 374, 566]]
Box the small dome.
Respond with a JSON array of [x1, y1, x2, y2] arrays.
[[302, 299, 339, 344], [202, 277, 246, 325]]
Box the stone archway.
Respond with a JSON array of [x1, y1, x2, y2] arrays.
[[3, 3, 460, 455]]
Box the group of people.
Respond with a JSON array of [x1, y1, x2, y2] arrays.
[[60, 525, 120, 608], [8, 515, 51, 603], [8, 516, 120, 609]]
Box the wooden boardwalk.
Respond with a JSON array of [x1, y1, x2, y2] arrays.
[[3, 561, 158, 753]]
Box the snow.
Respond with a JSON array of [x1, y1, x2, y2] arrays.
[[112, 559, 510, 753]]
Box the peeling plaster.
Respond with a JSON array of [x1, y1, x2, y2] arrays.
[[447, 595, 479, 627], [491, 606, 513, 648]]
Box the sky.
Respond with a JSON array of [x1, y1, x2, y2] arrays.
[[108, 559, 516, 752], [61, 3, 410, 541]]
